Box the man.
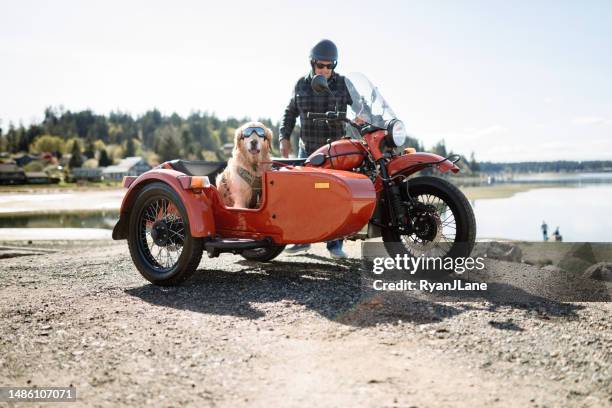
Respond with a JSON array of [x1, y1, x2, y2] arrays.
[[279, 39, 353, 259], [553, 226, 562, 242], [541, 220, 548, 241]]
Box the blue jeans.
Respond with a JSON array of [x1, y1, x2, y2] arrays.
[[299, 145, 344, 252]]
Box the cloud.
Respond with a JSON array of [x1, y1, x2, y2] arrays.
[[444, 125, 509, 141], [417, 123, 611, 161], [472, 125, 509, 137], [572, 116, 612, 126]]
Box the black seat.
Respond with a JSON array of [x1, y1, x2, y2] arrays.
[[167, 160, 227, 180], [270, 157, 307, 167]]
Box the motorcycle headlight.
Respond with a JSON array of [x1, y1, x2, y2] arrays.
[[385, 119, 407, 147]]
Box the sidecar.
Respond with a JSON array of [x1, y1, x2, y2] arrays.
[[112, 159, 377, 285]]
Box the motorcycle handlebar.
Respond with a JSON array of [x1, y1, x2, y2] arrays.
[[306, 111, 373, 133], [306, 111, 347, 120]]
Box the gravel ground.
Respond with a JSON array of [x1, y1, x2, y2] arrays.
[[0, 239, 610, 407]]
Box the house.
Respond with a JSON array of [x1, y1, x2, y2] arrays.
[[14, 154, 39, 167], [102, 157, 151, 181], [25, 172, 57, 184], [71, 167, 103, 182], [0, 163, 27, 185]]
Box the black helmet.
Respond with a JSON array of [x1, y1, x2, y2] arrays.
[[310, 39, 338, 63]]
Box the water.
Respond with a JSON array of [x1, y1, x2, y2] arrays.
[[1, 175, 611, 242], [472, 184, 612, 242], [510, 172, 612, 183], [0, 211, 119, 229]]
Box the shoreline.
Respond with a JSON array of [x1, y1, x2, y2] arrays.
[[0, 182, 603, 217]]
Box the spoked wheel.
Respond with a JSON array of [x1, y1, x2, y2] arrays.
[[382, 176, 476, 262], [241, 245, 286, 262], [128, 182, 203, 286]]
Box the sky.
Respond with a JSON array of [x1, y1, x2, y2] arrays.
[[1, 0, 611, 162]]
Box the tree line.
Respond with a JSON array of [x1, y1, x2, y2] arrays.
[[2, 107, 484, 172], [479, 161, 612, 173], [0, 107, 281, 165]]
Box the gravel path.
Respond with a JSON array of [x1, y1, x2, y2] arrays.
[[0, 240, 610, 407]]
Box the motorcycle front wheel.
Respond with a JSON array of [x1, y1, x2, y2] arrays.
[[381, 176, 476, 261]]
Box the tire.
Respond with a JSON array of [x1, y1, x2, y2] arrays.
[[127, 182, 204, 286], [241, 245, 286, 262], [382, 176, 476, 261]]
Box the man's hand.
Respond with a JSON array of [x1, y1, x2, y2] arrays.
[[280, 139, 293, 158]]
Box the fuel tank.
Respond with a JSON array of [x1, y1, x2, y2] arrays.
[[211, 167, 377, 244], [306, 139, 367, 170]]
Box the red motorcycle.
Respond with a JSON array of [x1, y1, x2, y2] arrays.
[[113, 72, 476, 285], [302, 72, 476, 261]]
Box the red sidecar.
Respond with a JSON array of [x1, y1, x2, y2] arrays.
[[112, 159, 377, 285]]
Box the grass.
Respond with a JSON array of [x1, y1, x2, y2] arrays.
[[459, 183, 563, 200]]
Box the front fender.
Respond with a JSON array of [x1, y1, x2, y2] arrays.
[[112, 169, 215, 240], [387, 152, 460, 178]]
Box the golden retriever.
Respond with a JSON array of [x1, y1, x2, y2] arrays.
[[216, 121, 273, 208]]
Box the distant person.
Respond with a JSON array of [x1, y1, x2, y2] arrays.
[[553, 227, 563, 242], [541, 221, 548, 241]]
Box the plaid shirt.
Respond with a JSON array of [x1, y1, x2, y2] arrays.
[[280, 72, 353, 155]]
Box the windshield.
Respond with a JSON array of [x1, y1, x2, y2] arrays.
[[346, 72, 398, 130]]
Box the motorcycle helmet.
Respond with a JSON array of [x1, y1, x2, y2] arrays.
[[310, 39, 338, 68]]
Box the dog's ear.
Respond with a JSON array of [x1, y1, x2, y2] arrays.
[[264, 127, 273, 144], [233, 127, 243, 154]]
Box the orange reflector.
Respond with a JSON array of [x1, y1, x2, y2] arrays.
[[177, 175, 211, 190], [314, 182, 330, 189], [404, 147, 416, 154], [190, 176, 210, 189]]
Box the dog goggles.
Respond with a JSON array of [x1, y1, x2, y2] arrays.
[[242, 127, 266, 138]]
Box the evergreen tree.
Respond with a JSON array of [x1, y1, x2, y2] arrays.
[[6, 124, 17, 153], [69, 139, 83, 169], [140, 109, 162, 148], [17, 125, 28, 152], [158, 133, 181, 162], [432, 140, 448, 157], [125, 137, 136, 157], [84, 137, 96, 159], [470, 151, 480, 172], [98, 149, 112, 167]]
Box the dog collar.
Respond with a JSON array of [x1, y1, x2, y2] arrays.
[[237, 166, 262, 190]]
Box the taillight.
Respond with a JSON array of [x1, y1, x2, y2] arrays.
[[177, 176, 211, 190]]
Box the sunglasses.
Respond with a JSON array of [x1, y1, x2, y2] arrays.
[[315, 62, 336, 70], [241, 127, 266, 138]]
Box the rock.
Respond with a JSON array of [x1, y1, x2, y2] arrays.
[[582, 262, 612, 282], [472, 242, 522, 263], [541, 265, 563, 273], [558, 243, 597, 273]]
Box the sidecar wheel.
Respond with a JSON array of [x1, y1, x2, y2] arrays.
[[382, 176, 476, 264], [127, 182, 203, 286], [241, 245, 286, 262]]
